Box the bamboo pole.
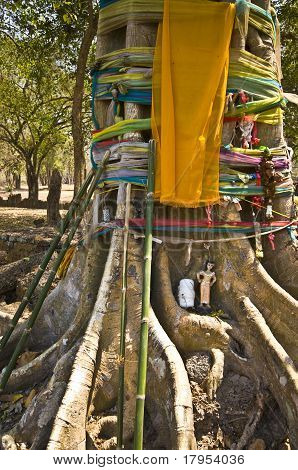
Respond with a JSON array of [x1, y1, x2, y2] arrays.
[[117, 182, 132, 449], [133, 140, 156, 450], [0, 169, 95, 352], [0, 152, 110, 392]]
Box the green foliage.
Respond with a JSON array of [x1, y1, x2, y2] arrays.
[[0, 1, 98, 69], [0, 35, 72, 189], [273, 0, 298, 158], [39, 137, 75, 184], [0, 1, 98, 197], [0, 142, 22, 175]]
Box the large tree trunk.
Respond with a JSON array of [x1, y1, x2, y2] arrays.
[[14, 174, 21, 190], [26, 165, 39, 203], [47, 169, 62, 226], [72, 1, 98, 195], [0, 0, 297, 452]]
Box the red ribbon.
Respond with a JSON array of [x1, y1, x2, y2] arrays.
[[251, 122, 261, 147], [239, 90, 249, 104], [224, 115, 254, 123], [113, 218, 292, 228], [252, 196, 262, 208], [206, 205, 213, 226]]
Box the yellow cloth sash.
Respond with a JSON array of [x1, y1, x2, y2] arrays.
[[152, 0, 236, 207]]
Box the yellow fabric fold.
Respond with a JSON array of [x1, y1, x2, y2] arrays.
[[152, 0, 236, 207]]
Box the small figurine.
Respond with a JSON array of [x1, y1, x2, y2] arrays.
[[225, 93, 234, 114], [239, 119, 254, 149], [222, 195, 242, 212], [259, 150, 283, 220], [197, 262, 217, 309]]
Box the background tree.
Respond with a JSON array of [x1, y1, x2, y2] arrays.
[[47, 168, 62, 226], [0, 0, 99, 195], [0, 36, 72, 202], [39, 136, 74, 187], [0, 142, 23, 191], [273, 0, 298, 158]]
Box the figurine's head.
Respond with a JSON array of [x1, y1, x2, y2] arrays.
[[111, 88, 118, 98], [263, 147, 272, 160], [206, 261, 215, 271]]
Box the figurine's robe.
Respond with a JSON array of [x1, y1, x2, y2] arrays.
[[198, 271, 216, 306]]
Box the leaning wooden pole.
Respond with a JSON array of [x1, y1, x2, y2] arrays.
[[133, 140, 156, 450], [0, 169, 95, 352], [117, 182, 132, 449], [0, 152, 110, 392]]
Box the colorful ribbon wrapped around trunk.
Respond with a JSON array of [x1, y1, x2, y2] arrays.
[[152, 0, 236, 207]]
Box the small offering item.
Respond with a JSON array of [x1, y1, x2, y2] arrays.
[[178, 279, 195, 309], [197, 262, 217, 308]]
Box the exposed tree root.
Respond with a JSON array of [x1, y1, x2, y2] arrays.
[[0, 254, 44, 297], [236, 297, 298, 449], [206, 349, 225, 401], [147, 231, 298, 448], [0, 238, 106, 450], [234, 392, 265, 450], [96, 416, 117, 438], [0, 312, 23, 338], [47, 216, 123, 450], [0, 238, 105, 394], [146, 308, 197, 450], [0, 246, 88, 361], [1, 222, 296, 449], [47, 196, 198, 449], [10, 343, 79, 449], [87, 185, 131, 418], [215, 207, 298, 363]]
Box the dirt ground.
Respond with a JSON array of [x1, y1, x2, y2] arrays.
[[0, 181, 73, 232], [0, 208, 68, 232], [0, 184, 74, 204]]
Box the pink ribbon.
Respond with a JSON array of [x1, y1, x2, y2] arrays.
[[268, 233, 276, 251]]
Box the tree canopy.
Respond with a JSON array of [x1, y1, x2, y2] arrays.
[[0, 0, 98, 200], [273, 0, 298, 158], [0, 34, 72, 199]]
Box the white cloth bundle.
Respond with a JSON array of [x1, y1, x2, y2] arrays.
[[178, 279, 195, 309]]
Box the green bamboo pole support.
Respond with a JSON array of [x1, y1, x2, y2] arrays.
[[0, 152, 110, 392], [133, 140, 156, 450], [117, 183, 132, 449], [0, 169, 95, 352]]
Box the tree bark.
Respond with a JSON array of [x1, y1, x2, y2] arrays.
[[72, 1, 98, 195], [47, 169, 62, 226], [0, 254, 44, 296], [26, 163, 39, 203], [14, 174, 21, 190]]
